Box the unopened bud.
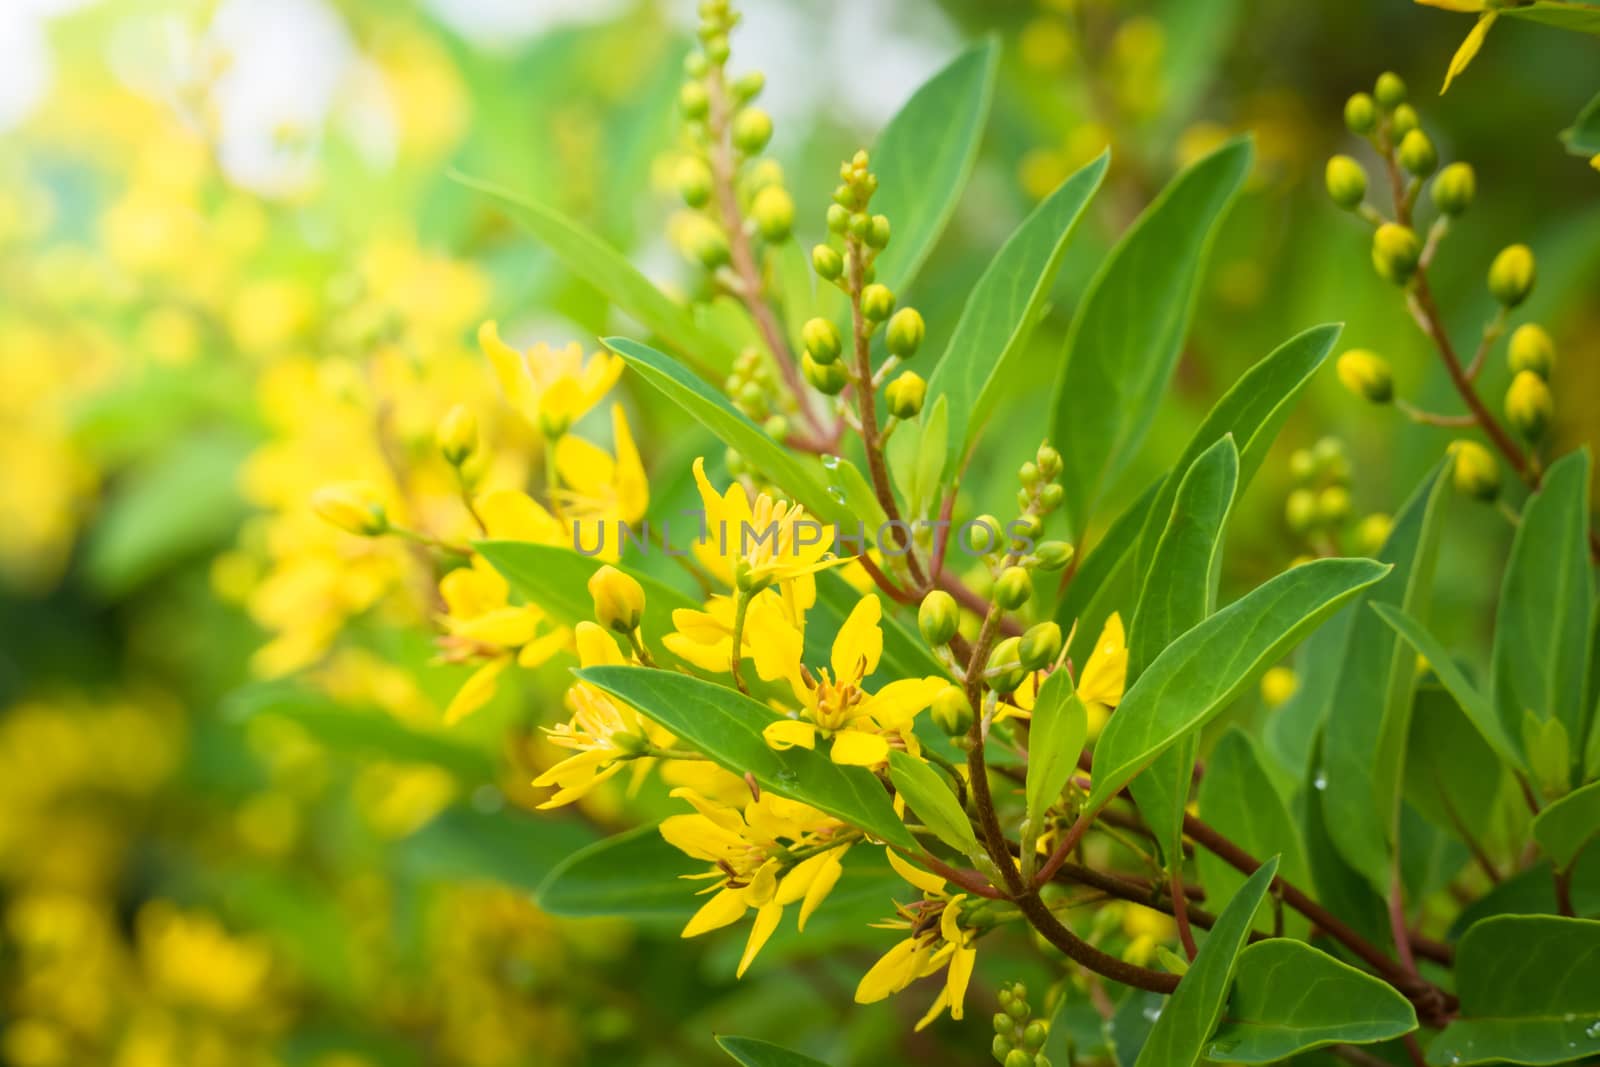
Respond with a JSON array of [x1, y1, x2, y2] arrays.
[[1397, 129, 1437, 176], [1325, 155, 1368, 209], [1371, 223, 1420, 285], [860, 283, 895, 322], [1317, 485, 1352, 526], [312, 483, 388, 537], [1285, 488, 1319, 535], [1505, 370, 1552, 440], [1488, 244, 1535, 307], [1449, 440, 1501, 502], [1019, 622, 1062, 671], [802, 352, 848, 395], [676, 157, 713, 208], [867, 214, 891, 249], [731, 71, 765, 102], [436, 405, 479, 466], [1374, 72, 1407, 110], [1344, 92, 1378, 135], [1507, 323, 1554, 379], [1260, 666, 1298, 709], [886, 307, 925, 358], [801, 317, 842, 364], [930, 685, 974, 736], [588, 564, 645, 634], [1037, 483, 1064, 513], [731, 107, 773, 154], [885, 371, 926, 419], [919, 590, 960, 646], [679, 81, 710, 120], [826, 203, 850, 234], [812, 243, 843, 281], [1034, 541, 1074, 571], [1336, 348, 1393, 404], [685, 217, 730, 269], [751, 185, 794, 242], [1390, 104, 1420, 138], [987, 637, 1028, 695], [994, 566, 1033, 610], [1035, 444, 1063, 480], [1355, 512, 1392, 555], [1431, 162, 1475, 216]]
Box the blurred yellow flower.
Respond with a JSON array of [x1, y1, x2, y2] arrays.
[[479, 322, 622, 438]]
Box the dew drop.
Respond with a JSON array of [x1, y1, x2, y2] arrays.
[[1313, 772, 1328, 791], [1584, 1020, 1600, 1039], [820, 454, 841, 471], [827, 487, 847, 505]]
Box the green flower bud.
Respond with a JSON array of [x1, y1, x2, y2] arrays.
[[684, 216, 730, 269], [1507, 323, 1554, 379], [1336, 348, 1394, 404], [931, 685, 974, 736], [1018, 462, 1039, 487], [801, 317, 842, 364], [1488, 243, 1536, 307], [732, 71, 765, 102], [731, 107, 773, 154], [763, 414, 788, 439], [1019, 622, 1062, 671], [1374, 72, 1406, 110], [1289, 448, 1316, 483], [1034, 541, 1074, 571], [886, 307, 925, 358], [1037, 483, 1064, 513], [802, 352, 848, 395], [1371, 223, 1421, 285], [751, 185, 793, 242], [1355, 512, 1392, 555], [1010, 513, 1043, 549], [1005, 1050, 1034, 1067], [969, 514, 1003, 554], [1505, 369, 1552, 440], [848, 212, 872, 240], [1430, 161, 1475, 216], [987, 637, 1028, 695], [684, 52, 709, 78], [918, 590, 960, 646], [1021, 1020, 1049, 1052], [812, 244, 843, 281], [1325, 155, 1368, 209], [1390, 104, 1420, 138], [1317, 485, 1352, 526], [436, 404, 478, 466], [1449, 440, 1501, 502], [704, 36, 730, 64], [860, 283, 895, 322], [1006, 988, 1030, 1019], [1285, 488, 1319, 535], [993, 1036, 1015, 1062], [1344, 92, 1378, 135], [994, 566, 1033, 610], [826, 203, 850, 234], [885, 371, 926, 419], [868, 214, 891, 249], [1311, 435, 1346, 474], [676, 157, 713, 208], [1035, 444, 1063, 480], [679, 81, 710, 120], [1397, 129, 1437, 176]]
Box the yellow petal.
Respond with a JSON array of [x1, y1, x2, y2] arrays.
[[517, 627, 569, 667], [444, 658, 508, 723], [535, 759, 624, 809], [1442, 12, 1497, 93], [611, 404, 648, 524], [886, 848, 948, 895], [1078, 612, 1127, 707], [940, 893, 967, 945], [861, 677, 947, 728], [829, 729, 889, 767], [682, 887, 748, 938], [478, 321, 537, 419], [945, 944, 976, 1020], [736, 900, 784, 977], [798, 852, 845, 931], [764, 719, 818, 751], [913, 986, 951, 1031], [1415, 0, 1486, 10], [476, 489, 563, 543], [575, 620, 624, 668], [854, 937, 922, 1003], [554, 433, 615, 494]]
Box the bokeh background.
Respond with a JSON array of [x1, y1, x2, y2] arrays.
[[1, 1, 1596, 1065]]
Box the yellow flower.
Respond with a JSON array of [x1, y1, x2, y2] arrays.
[[552, 403, 649, 534], [855, 851, 981, 1030], [998, 612, 1126, 739], [762, 595, 946, 768], [690, 457, 840, 592], [1415, 1, 1498, 92], [662, 788, 852, 976], [479, 321, 622, 437], [664, 586, 808, 682]]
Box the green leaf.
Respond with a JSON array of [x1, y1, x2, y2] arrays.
[[887, 751, 976, 855], [450, 172, 737, 372], [1195, 729, 1310, 936], [1050, 137, 1253, 536], [475, 540, 702, 667], [1025, 670, 1089, 839], [1088, 558, 1390, 812], [887, 392, 949, 521], [923, 152, 1108, 472], [1132, 323, 1341, 586], [1563, 89, 1600, 157], [1523, 711, 1573, 800], [1532, 779, 1600, 871], [538, 823, 702, 919], [716, 1036, 831, 1067], [1492, 448, 1593, 784], [819, 454, 888, 533], [1058, 481, 1160, 667], [869, 39, 998, 295], [576, 667, 914, 848], [1428, 914, 1600, 1065], [1264, 606, 1357, 776], [1206, 939, 1417, 1063], [1133, 857, 1279, 1067], [403, 807, 595, 895], [1403, 684, 1507, 843], [1127, 436, 1239, 869], [602, 336, 851, 526], [1503, 0, 1600, 34], [1371, 603, 1520, 768], [1321, 461, 1452, 893]]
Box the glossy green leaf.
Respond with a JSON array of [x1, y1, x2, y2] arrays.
[[537, 824, 699, 919], [887, 751, 976, 855], [576, 666, 914, 848], [1428, 915, 1600, 1065], [1133, 857, 1279, 1067], [1207, 939, 1417, 1063], [1403, 684, 1507, 842], [1088, 558, 1390, 812], [402, 806, 595, 895], [1321, 461, 1451, 893], [1196, 729, 1310, 936], [1025, 669, 1088, 839], [1563, 89, 1600, 157], [1492, 448, 1593, 784], [1127, 436, 1239, 868], [602, 336, 851, 526], [869, 39, 998, 294], [451, 172, 736, 372], [886, 393, 948, 520], [475, 540, 702, 659], [1050, 137, 1252, 536], [1532, 780, 1600, 871], [717, 1036, 831, 1067], [1371, 602, 1520, 768], [1303, 736, 1396, 953], [1264, 606, 1356, 776], [1503, 0, 1600, 34], [1058, 480, 1161, 668], [923, 152, 1108, 472]]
